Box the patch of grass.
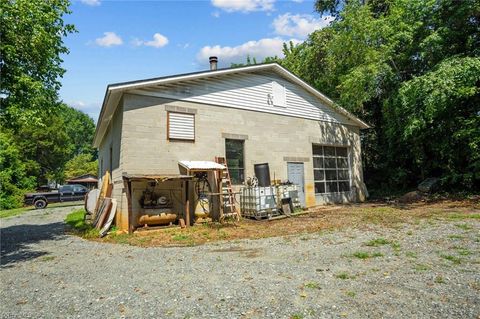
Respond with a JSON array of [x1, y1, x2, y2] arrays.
[[414, 264, 430, 272], [352, 251, 384, 259], [345, 291, 356, 297], [65, 209, 99, 238], [406, 230, 413, 236], [353, 251, 370, 259], [218, 230, 229, 239], [108, 233, 130, 244], [440, 254, 462, 264], [434, 275, 445, 284], [391, 242, 401, 251], [304, 282, 320, 289], [448, 213, 480, 220], [0, 206, 34, 219], [365, 237, 390, 247], [1, 202, 84, 219], [405, 251, 417, 258], [290, 313, 304, 319], [40, 256, 55, 262], [458, 249, 472, 256], [447, 234, 464, 240], [172, 233, 191, 241], [336, 272, 355, 279], [455, 223, 473, 230]]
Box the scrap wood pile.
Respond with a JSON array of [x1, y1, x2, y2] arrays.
[[84, 171, 117, 237]]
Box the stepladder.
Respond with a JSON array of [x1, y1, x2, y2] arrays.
[[215, 156, 240, 222]]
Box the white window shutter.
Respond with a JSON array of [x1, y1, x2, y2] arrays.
[[272, 81, 286, 107], [168, 112, 195, 140]]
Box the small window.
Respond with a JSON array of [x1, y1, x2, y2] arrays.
[[312, 145, 351, 194], [62, 185, 73, 192], [168, 112, 195, 141], [272, 81, 286, 107], [73, 185, 86, 192], [225, 139, 244, 184]]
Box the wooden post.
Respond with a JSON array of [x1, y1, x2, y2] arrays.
[[123, 178, 133, 234], [185, 180, 190, 228], [217, 171, 223, 221]]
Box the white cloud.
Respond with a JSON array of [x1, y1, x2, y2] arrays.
[[291, 0, 303, 2], [273, 13, 334, 38], [80, 0, 100, 6], [212, 11, 221, 18], [95, 32, 123, 47], [132, 33, 169, 48], [197, 37, 301, 66], [144, 33, 169, 48], [211, 0, 275, 12]]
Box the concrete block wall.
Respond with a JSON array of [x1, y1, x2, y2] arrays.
[[99, 93, 366, 231]]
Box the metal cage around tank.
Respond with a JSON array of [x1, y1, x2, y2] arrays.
[[240, 184, 301, 219], [240, 186, 278, 219]]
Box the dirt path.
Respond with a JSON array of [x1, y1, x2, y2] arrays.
[[1, 204, 479, 319]]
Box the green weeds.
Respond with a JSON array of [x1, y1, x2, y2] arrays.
[[336, 272, 355, 279], [365, 238, 390, 247], [304, 282, 320, 289], [65, 209, 99, 238], [440, 254, 462, 264]]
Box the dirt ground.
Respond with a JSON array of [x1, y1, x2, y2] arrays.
[[1, 199, 479, 319], [104, 198, 480, 247]]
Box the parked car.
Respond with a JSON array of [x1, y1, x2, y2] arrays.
[[24, 184, 89, 209]]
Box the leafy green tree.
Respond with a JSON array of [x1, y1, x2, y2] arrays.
[[0, 130, 36, 209], [59, 104, 96, 156], [274, 0, 480, 192], [15, 113, 74, 185], [391, 57, 480, 187], [0, 0, 75, 126], [0, 0, 78, 208], [63, 153, 98, 180]]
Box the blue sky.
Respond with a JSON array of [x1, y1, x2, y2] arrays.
[[59, 0, 333, 121]]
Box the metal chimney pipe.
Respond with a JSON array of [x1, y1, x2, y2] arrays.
[[209, 56, 218, 71]]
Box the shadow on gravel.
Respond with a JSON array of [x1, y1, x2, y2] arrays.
[[0, 222, 66, 268]]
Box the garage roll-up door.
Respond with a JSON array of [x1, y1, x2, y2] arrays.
[[168, 112, 195, 141]]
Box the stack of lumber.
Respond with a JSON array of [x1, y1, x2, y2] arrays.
[[86, 171, 117, 237]]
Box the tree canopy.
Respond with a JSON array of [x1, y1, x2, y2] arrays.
[[0, 0, 97, 209], [277, 0, 480, 192]]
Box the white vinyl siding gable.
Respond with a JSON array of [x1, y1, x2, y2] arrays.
[[130, 71, 352, 126], [168, 112, 195, 141]]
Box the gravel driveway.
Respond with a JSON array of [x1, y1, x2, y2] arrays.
[[1, 205, 479, 319]]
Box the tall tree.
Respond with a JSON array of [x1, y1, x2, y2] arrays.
[[59, 104, 97, 157], [276, 0, 480, 192], [0, 0, 76, 208], [0, 0, 75, 126]]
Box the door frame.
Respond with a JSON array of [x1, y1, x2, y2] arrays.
[[287, 162, 305, 206]]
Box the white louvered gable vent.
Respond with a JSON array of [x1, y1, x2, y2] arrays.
[[272, 81, 286, 107], [168, 112, 195, 141]]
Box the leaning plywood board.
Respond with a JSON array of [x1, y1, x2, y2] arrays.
[[85, 189, 100, 215], [93, 198, 111, 228], [96, 199, 112, 230], [99, 199, 117, 237], [94, 171, 111, 214]]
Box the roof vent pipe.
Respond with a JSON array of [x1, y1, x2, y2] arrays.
[[209, 56, 218, 71]]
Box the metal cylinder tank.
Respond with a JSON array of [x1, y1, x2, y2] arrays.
[[254, 163, 271, 187]]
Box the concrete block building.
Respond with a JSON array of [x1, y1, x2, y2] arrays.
[[93, 60, 369, 232]]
